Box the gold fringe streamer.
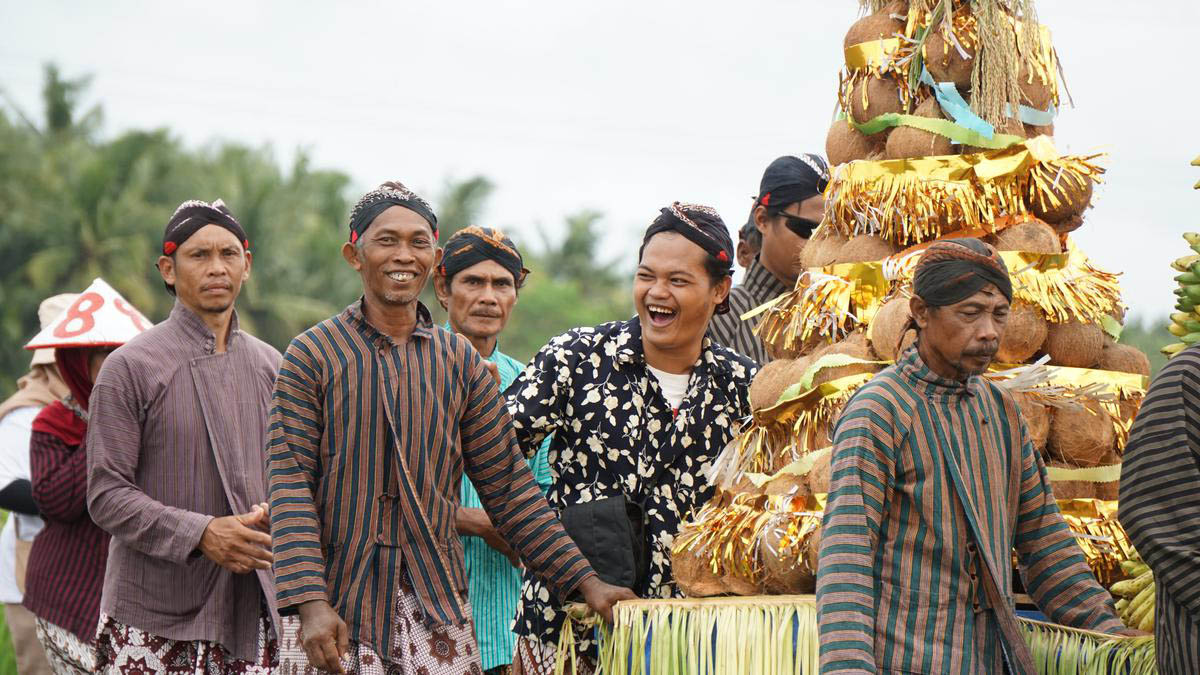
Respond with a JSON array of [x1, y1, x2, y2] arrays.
[[824, 137, 1105, 246], [1057, 499, 1138, 588]]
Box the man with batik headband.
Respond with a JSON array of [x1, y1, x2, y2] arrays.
[[87, 199, 283, 673], [432, 225, 551, 675], [268, 181, 633, 675], [709, 153, 829, 365], [817, 238, 1128, 674], [506, 203, 757, 674]]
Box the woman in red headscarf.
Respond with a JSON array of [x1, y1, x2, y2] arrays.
[[22, 343, 116, 674]]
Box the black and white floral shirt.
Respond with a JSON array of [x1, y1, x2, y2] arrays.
[[504, 317, 757, 649]]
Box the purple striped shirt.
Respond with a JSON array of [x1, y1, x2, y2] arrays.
[[86, 303, 282, 662]]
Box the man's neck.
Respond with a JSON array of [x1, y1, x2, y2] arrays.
[[643, 337, 700, 375], [460, 330, 497, 359], [183, 302, 234, 353], [756, 256, 796, 291], [362, 296, 420, 344]]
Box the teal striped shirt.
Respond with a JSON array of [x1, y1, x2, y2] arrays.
[[816, 347, 1124, 674], [453, 336, 552, 671]]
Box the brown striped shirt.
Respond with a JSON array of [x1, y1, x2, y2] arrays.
[[707, 255, 790, 365], [86, 303, 282, 662], [817, 347, 1124, 674], [1119, 346, 1200, 674], [267, 299, 596, 664]]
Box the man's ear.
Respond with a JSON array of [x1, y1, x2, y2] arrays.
[[157, 255, 176, 287], [909, 294, 930, 330], [341, 241, 361, 271], [242, 251, 253, 281], [753, 205, 770, 235], [432, 271, 451, 310], [713, 275, 733, 306]]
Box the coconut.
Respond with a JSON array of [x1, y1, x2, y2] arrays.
[[924, 26, 975, 87], [1025, 123, 1055, 138], [1046, 461, 1097, 500], [1012, 392, 1051, 452], [827, 118, 883, 166], [806, 448, 833, 495], [1048, 402, 1115, 468], [993, 220, 1061, 255], [843, 11, 905, 50], [848, 76, 904, 124], [1030, 176, 1093, 225], [868, 296, 913, 361], [763, 472, 811, 498], [1118, 394, 1143, 427], [1042, 319, 1104, 368], [886, 98, 953, 159], [965, 117, 1026, 154], [721, 571, 762, 596], [760, 523, 819, 594], [750, 357, 812, 411], [810, 335, 880, 387], [1098, 343, 1150, 376], [1018, 63, 1054, 112], [834, 234, 899, 264], [996, 302, 1049, 364], [800, 227, 849, 269], [1095, 479, 1119, 501], [672, 547, 726, 597]]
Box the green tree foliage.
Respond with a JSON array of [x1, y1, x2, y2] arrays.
[[0, 66, 631, 396], [1118, 315, 1173, 378]]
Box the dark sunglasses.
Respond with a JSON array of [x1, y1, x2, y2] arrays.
[[778, 213, 820, 239]]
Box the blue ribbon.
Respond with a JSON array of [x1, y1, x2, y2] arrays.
[[919, 67, 1059, 137]]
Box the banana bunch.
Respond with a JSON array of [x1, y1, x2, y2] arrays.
[[1164, 232, 1200, 356], [1111, 559, 1155, 632]]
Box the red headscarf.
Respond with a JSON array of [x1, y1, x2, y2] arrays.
[[30, 348, 95, 447]]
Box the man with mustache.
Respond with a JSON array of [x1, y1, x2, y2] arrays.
[[433, 225, 552, 675], [267, 182, 633, 674], [816, 238, 1128, 674], [87, 199, 282, 672]]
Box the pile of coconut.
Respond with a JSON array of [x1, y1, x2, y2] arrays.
[[827, 1, 1090, 235], [672, 491, 824, 598]]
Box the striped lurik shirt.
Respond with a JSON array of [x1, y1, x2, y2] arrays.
[[456, 341, 552, 671], [817, 347, 1124, 675], [267, 299, 595, 664], [708, 255, 790, 366], [1119, 346, 1200, 674], [24, 429, 108, 641]]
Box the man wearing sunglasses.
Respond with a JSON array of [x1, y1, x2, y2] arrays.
[[709, 153, 830, 365]]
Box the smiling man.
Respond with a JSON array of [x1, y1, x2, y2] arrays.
[[267, 181, 633, 675], [433, 225, 554, 675], [87, 199, 283, 673], [504, 203, 757, 674], [816, 238, 1127, 675]]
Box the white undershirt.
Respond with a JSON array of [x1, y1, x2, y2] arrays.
[[646, 365, 691, 410]]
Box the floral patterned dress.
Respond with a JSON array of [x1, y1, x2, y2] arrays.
[[504, 317, 757, 654]]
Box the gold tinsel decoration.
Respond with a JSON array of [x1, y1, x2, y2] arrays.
[[824, 137, 1104, 246]]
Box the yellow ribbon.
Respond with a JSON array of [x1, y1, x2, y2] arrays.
[[844, 38, 904, 69], [1046, 463, 1123, 484]]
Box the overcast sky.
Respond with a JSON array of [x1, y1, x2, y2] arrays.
[[2, 0, 1197, 321]]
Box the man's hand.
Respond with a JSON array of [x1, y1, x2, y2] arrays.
[[578, 575, 637, 625], [197, 503, 273, 574], [298, 599, 349, 673], [455, 507, 519, 567]]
